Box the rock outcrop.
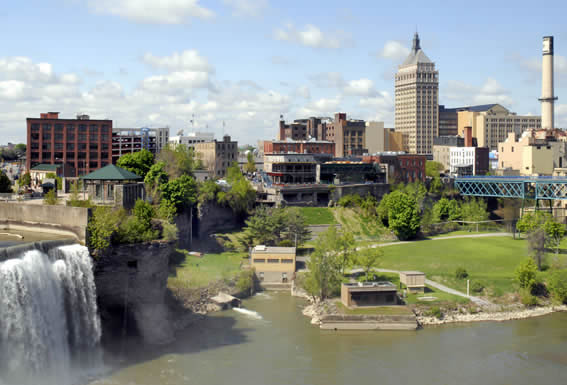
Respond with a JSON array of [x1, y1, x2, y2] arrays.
[[94, 240, 175, 345]]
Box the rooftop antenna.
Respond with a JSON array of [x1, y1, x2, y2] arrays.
[[222, 120, 226, 137]]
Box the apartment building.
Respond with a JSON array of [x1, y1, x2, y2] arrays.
[[111, 127, 169, 163], [26, 112, 112, 177], [194, 135, 238, 178], [323, 113, 366, 157], [395, 33, 439, 155], [438, 105, 459, 136]]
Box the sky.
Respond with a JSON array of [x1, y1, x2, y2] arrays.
[[1, 0, 567, 145]]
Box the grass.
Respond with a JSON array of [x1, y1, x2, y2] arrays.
[[298, 207, 336, 225], [168, 250, 247, 289], [335, 302, 414, 316], [403, 286, 470, 305], [333, 207, 384, 242]]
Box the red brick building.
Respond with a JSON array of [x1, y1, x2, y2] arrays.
[[27, 112, 113, 177], [363, 153, 426, 183], [264, 140, 335, 155]]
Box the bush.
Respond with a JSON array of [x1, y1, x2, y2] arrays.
[[547, 269, 567, 304], [43, 189, 58, 205], [337, 194, 363, 208], [162, 221, 178, 241], [236, 269, 255, 295], [455, 267, 469, 280], [88, 207, 124, 253], [116, 215, 159, 244], [278, 239, 294, 247], [426, 306, 443, 319], [471, 281, 484, 293], [519, 288, 538, 307], [515, 258, 538, 290]]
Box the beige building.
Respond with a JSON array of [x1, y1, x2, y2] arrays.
[[194, 135, 238, 178], [498, 131, 566, 175], [457, 104, 541, 150], [395, 33, 439, 155], [432, 136, 465, 171], [365, 123, 404, 153], [250, 245, 296, 283]]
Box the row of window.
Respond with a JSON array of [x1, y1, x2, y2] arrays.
[[253, 258, 294, 264], [30, 123, 111, 133]]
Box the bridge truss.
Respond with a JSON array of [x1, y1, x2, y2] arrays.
[[454, 176, 567, 201]]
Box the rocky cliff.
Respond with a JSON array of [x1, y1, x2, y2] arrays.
[[94, 240, 175, 345], [194, 202, 241, 250]]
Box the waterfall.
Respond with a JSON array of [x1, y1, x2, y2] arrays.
[[0, 244, 102, 385]]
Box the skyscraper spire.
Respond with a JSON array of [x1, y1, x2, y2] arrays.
[[412, 32, 421, 52]]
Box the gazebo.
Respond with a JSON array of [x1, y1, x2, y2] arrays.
[[80, 164, 144, 208]]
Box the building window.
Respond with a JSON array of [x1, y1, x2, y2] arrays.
[[267, 259, 279, 264], [281, 259, 293, 264], [253, 258, 265, 263]]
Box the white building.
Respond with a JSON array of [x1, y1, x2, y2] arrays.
[[169, 132, 215, 148], [449, 147, 489, 176]]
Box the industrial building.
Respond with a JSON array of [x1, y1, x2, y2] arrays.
[[250, 245, 296, 283], [341, 282, 398, 307]]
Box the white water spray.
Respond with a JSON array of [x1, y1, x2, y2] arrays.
[[233, 307, 263, 320], [0, 244, 101, 385]]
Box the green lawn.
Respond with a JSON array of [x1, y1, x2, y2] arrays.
[[403, 286, 470, 305], [335, 302, 414, 316], [299, 207, 336, 225], [379, 236, 530, 297], [168, 250, 247, 289]]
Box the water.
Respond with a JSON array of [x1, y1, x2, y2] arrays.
[[0, 244, 101, 385], [92, 292, 567, 385]]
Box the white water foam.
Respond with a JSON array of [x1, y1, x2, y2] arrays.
[[0, 244, 102, 385], [233, 307, 264, 320]]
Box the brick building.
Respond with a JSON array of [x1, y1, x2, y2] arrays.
[[27, 112, 112, 177], [363, 153, 426, 183], [194, 135, 238, 178], [323, 113, 367, 157], [264, 139, 335, 155]]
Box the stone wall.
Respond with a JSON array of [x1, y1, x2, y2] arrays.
[[0, 202, 90, 242], [94, 240, 175, 345], [197, 201, 240, 239], [174, 210, 192, 249], [332, 183, 390, 201]]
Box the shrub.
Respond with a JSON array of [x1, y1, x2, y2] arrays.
[[455, 267, 469, 280], [43, 189, 58, 205], [547, 269, 567, 304], [116, 215, 158, 244], [337, 194, 363, 208], [426, 306, 443, 319], [515, 258, 538, 290], [162, 221, 178, 241], [236, 269, 255, 295], [519, 288, 538, 307], [88, 206, 124, 253], [278, 239, 294, 247], [471, 281, 484, 293]]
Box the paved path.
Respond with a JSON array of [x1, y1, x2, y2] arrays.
[[359, 232, 513, 250]]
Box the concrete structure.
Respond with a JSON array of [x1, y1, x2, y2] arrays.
[[316, 162, 385, 185], [27, 112, 112, 177], [263, 154, 317, 184], [111, 127, 169, 162], [81, 164, 145, 209], [363, 153, 426, 183], [457, 104, 541, 150], [498, 131, 567, 175], [340, 282, 398, 307], [540, 36, 557, 130], [168, 132, 215, 148], [395, 33, 439, 155], [438, 105, 459, 136], [264, 139, 335, 155], [399, 271, 426, 293], [194, 135, 238, 178], [250, 245, 296, 283], [432, 136, 465, 171], [449, 147, 490, 176]]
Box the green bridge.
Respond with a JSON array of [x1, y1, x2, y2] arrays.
[[454, 176, 567, 200]]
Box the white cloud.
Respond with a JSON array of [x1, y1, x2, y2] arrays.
[[344, 78, 377, 97], [293, 85, 310, 99], [87, 0, 214, 24], [273, 23, 352, 49], [143, 50, 214, 73], [223, 0, 267, 17], [379, 41, 410, 61], [443, 78, 514, 107], [309, 72, 345, 88], [359, 91, 394, 125], [297, 96, 343, 116], [309, 73, 378, 96]]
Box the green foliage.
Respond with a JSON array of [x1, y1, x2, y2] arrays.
[[236, 269, 255, 295], [356, 247, 383, 281], [304, 241, 343, 300], [144, 161, 169, 200], [160, 175, 197, 213], [278, 239, 294, 247], [382, 190, 421, 240], [197, 179, 221, 206], [0, 171, 12, 193], [426, 306, 443, 319], [337, 194, 363, 208], [116, 215, 159, 244], [515, 258, 538, 290], [527, 228, 546, 270], [393, 182, 427, 205], [516, 212, 565, 264], [519, 288, 538, 307], [426, 161, 445, 177], [244, 152, 256, 173], [433, 197, 462, 222], [543, 216, 566, 254], [471, 281, 485, 293], [117, 149, 154, 178], [133, 199, 155, 226], [14, 143, 26, 154], [157, 144, 201, 179], [240, 206, 311, 247], [429, 176, 444, 195], [68, 180, 92, 207], [162, 221, 178, 241], [455, 267, 469, 280], [19, 172, 31, 187], [516, 211, 549, 234], [547, 269, 567, 304], [88, 206, 124, 253], [43, 189, 58, 205], [460, 197, 489, 222], [217, 163, 256, 215]]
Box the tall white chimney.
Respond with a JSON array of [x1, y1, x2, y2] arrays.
[[540, 36, 557, 130]]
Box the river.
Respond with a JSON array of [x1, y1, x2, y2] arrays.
[[91, 292, 567, 385]]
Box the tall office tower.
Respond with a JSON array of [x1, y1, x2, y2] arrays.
[[395, 33, 439, 154]]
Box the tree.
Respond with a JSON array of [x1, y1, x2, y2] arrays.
[[157, 144, 200, 179], [283, 207, 311, 247], [543, 217, 566, 256], [460, 197, 489, 222], [244, 152, 256, 173], [116, 149, 154, 178], [429, 176, 444, 195], [528, 228, 546, 270], [356, 247, 382, 281], [335, 230, 356, 275], [432, 197, 461, 222], [197, 179, 221, 206], [426, 160, 444, 177], [515, 258, 538, 291], [381, 190, 421, 240], [88, 206, 124, 253], [20, 172, 31, 187], [45, 172, 62, 190], [0, 171, 12, 193], [547, 269, 567, 304], [144, 161, 169, 201], [217, 163, 256, 216], [160, 175, 197, 214], [304, 230, 343, 300], [43, 189, 58, 205]]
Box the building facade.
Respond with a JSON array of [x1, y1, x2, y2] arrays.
[[395, 33, 439, 155], [194, 135, 238, 178], [323, 113, 366, 157], [263, 154, 317, 184], [250, 245, 296, 283], [111, 127, 169, 163], [263, 139, 335, 155], [169, 132, 215, 148], [432, 136, 465, 171], [449, 147, 490, 176], [438, 105, 459, 136], [457, 104, 541, 150], [26, 112, 112, 177], [363, 153, 426, 183]]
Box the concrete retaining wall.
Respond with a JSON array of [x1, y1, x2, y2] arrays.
[[320, 313, 418, 330], [0, 203, 90, 242], [0, 239, 76, 262]]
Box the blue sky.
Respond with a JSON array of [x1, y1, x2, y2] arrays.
[[1, 0, 567, 145]]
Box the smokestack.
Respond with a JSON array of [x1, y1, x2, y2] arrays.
[[540, 36, 558, 130], [464, 126, 473, 147]]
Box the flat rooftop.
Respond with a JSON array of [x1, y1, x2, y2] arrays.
[[251, 245, 296, 254], [343, 281, 397, 292]]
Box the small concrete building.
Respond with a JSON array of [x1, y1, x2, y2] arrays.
[[399, 271, 426, 293], [250, 245, 296, 283], [80, 164, 144, 209], [341, 282, 398, 307]]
